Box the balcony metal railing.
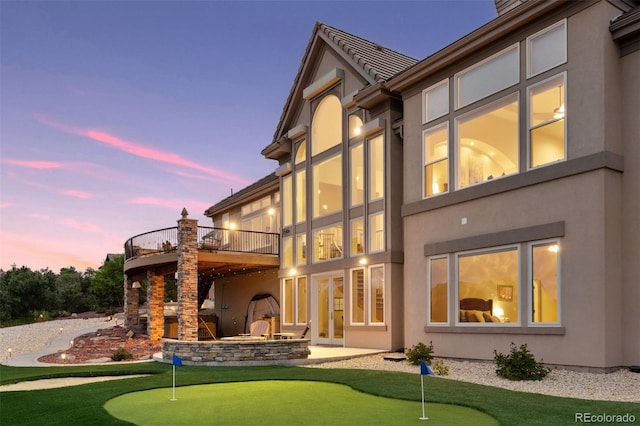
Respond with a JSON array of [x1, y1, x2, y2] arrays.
[[124, 226, 280, 261]]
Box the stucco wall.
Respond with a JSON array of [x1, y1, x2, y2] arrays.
[[212, 269, 279, 337]]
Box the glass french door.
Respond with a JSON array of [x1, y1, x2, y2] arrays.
[[314, 274, 344, 346]]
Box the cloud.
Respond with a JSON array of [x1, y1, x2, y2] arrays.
[[27, 213, 50, 220], [62, 189, 96, 199], [35, 114, 252, 187], [3, 159, 64, 169], [2, 157, 106, 177], [60, 218, 101, 233], [1, 202, 13, 209]]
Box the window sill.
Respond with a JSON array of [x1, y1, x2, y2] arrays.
[[424, 325, 565, 335]]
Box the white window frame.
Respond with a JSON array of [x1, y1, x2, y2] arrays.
[[526, 72, 567, 171], [454, 245, 521, 327], [455, 44, 519, 110], [349, 267, 366, 325], [454, 92, 520, 190], [526, 19, 567, 79], [295, 276, 308, 325], [422, 121, 449, 198], [528, 240, 562, 326], [422, 79, 449, 124], [282, 277, 294, 326], [368, 264, 385, 324], [427, 255, 449, 326]]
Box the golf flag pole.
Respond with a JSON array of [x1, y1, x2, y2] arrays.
[[171, 354, 182, 401], [420, 362, 434, 420]]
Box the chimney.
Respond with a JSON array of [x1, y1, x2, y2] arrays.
[[494, 0, 528, 16]]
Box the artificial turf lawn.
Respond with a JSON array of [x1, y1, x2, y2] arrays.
[[104, 380, 498, 425], [1, 363, 639, 425]]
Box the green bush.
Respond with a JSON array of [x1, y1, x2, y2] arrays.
[[494, 342, 550, 381], [432, 359, 449, 376], [111, 347, 133, 361], [405, 341, 434, 366]]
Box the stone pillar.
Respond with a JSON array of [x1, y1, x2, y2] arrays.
[[177, 208, 199, 341], [147, 271, 165, 341], [124, 275, 140, 332]]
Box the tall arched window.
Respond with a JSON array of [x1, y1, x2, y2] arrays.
[[295, 141, 306, 164], [311, 95, 342, 156]]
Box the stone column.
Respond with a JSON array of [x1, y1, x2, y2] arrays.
[[147, 271, 165, 341], [124, 275, 140, 332], [177, 208, 199, 341]]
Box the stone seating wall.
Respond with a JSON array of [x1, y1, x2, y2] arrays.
[[162, 338, 310, 366]]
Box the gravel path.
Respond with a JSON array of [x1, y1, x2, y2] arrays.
[[1, 318, 638, 402], [306, 354, 640, 402], [1, 317, 115, 360]]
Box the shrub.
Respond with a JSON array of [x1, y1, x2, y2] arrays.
[[494, 342, 550, 381], [432, 359, 449, 376], [405, 341, 434, 366], [111, 347, 133, 361]]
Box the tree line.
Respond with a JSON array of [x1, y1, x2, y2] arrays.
[[0, 255, 126, 322]]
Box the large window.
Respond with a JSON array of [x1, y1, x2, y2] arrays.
[[530, 241, 560, 324], [312, 95, 342, 156], [351, 265, 385, 325], [456, 94, 519, 189], [423, 123, 449, 197], [313, 154, 342, 218], [284, 276, 308, 325], [529, 74, 566, 168], [421, 21, 568, 197], [368, 135, 384, 201], [428, 257, 448, 324], [350, 144, 364, 206], [458, 247, 519, 324], [313, 225, 343, 262], [295, 169, 306, 223]]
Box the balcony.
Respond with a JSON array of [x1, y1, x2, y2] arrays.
[[123, 226, 280, 278]]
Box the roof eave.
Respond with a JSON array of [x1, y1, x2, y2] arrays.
[[387, 0, 571, 93]]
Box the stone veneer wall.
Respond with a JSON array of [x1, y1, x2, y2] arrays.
[[177, 210, 199, 341], [147, 272, 165, 340], [124, 277, 141, 333], [162, 339, 311, 366]]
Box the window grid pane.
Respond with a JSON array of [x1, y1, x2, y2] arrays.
[[351, 269, 365, 324], [296, 233, 306, 265], [284, 278, 294, 324], [429, 257, 448, 323], [312, 95, 342, 156], [423, 123, 449, 197], [313, 154, 342, 218], [369, 265, 384, 323], [531, 242, 559, 323], [368, 135, 384, 201], [424, 79, 449, 122], [456, 94, 519, 189], [295, 169, 306, 223], [296, 277, 307, 324], [368, 212, 384, 253], [350, 218, 364, 256], [313, 225, 343, 262], [458, 247, 519, 324], [529, 74, 566, 168], [350, 144, 364, 206]]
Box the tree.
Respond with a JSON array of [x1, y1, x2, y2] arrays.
[[56, 267, 96, 313], [91, 255, 124, 310], [0, 266, 54, 320]]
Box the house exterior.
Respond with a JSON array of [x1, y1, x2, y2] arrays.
[[126, 0, 638, 371]]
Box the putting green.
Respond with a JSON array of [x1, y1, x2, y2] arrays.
[[105, 380, 497, 425]]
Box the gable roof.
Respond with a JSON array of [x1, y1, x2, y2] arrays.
[[204, 172, 278, 217], [263, 22, 417, 157]]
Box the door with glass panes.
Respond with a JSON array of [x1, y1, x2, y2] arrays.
[[312, 273, 344, 345]]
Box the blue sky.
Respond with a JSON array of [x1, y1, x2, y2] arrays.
[[0, 1, 497, 272]]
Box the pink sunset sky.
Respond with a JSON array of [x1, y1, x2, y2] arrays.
[[0, 1, 497, 272]]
